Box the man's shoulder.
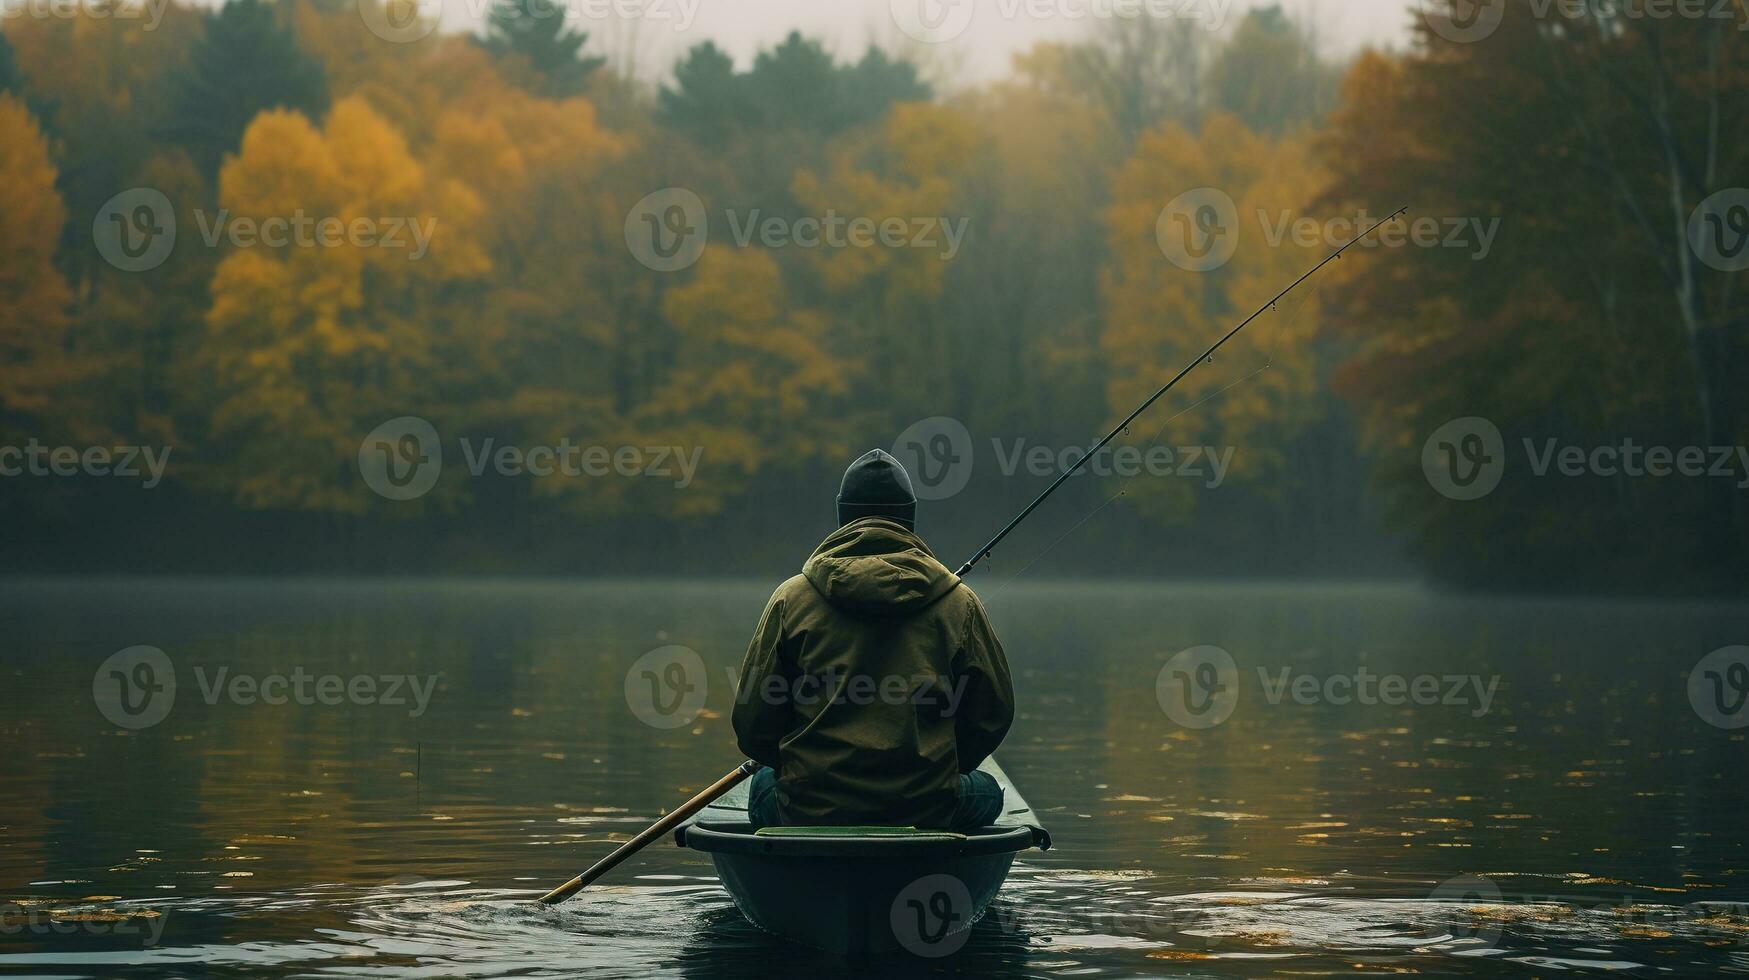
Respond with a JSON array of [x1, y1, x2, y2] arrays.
[[939, 579, 987, 615], [769, 573, 816, 606]]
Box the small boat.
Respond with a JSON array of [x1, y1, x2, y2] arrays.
[[674, 759, 1051, 956]]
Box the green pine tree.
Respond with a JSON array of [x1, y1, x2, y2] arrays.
[[167, 0, 328, 178], [479, 0, 605, 99]]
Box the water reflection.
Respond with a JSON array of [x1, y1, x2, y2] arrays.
[[2, 579, 1746, 976]]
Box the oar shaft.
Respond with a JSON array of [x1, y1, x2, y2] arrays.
[[538, 760, 758, 905]]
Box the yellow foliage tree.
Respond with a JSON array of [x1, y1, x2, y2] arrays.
[[1101, 112, 1329, 521], [202, 97, 489, 511], [632, 245, 845, 516], [788, 101, 979, 429], [0, 96, 73, 426]]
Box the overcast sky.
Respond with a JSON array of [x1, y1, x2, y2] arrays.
[[434, 0, 1426, 85]]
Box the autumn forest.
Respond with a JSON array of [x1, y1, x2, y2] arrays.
[[1, 0, 1745, 592]]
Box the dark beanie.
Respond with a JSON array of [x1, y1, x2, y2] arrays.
[[837, 449, 917, 528]]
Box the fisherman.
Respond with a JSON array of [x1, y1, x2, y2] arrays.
[[732, 449, 1015, 831]]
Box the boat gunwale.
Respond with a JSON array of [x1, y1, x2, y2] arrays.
[[678, 820, 1042, 858]]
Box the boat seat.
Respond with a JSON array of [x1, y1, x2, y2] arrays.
[[754, 826, 967, 840]]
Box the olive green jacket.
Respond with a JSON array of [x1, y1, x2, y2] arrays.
[[732, 518, 1015, 828]]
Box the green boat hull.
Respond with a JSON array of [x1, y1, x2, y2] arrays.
[[674, 759, 1049, 957]]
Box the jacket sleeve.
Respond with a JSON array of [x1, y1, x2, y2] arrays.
[[952, 590, 1015, 774], [732, 589, 789, 769]]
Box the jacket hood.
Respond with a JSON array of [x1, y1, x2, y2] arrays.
[[802, 518, 960, 617]]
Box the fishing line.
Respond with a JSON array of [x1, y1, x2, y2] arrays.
[[985, 489, 1126, 598], [978, 234, 1346, 590], [953, 206, 1405, 581]]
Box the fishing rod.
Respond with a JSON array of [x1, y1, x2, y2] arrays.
[[537, 205, 1408, 907], [953, 205, 1409, 579]]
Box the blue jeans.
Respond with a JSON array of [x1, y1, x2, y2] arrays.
[[747, 767, 1003, 831]]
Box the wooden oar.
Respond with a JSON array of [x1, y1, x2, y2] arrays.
[[537, 760, 759, 905]]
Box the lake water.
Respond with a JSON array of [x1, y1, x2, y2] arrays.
[[2, 578, 1747, 976]]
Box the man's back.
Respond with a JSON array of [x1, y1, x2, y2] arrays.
[[732, 517, 1014, 828]]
